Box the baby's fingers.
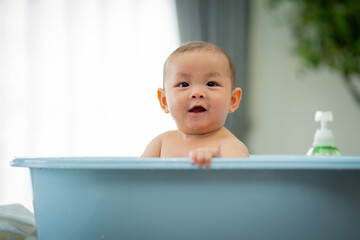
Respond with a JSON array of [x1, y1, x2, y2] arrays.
[[190, 151, 197, 164], [203, 151, 213, 168], [190, 150, 212, 168], [197, 151, 212, 168], [190, 151, 203, 166]]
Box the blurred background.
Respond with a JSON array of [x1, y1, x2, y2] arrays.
[[1, 0, 359, 210]]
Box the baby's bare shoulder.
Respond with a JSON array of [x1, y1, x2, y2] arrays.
[[220, 130, 249, 157], [161, 130, 178, 137], [140, 133, 166, 158], [150, 130, 177, 142], [141, 131, 179, 158], [156, 130, 179, 143]]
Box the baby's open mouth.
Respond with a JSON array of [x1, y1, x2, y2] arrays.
[[189, 106, 207, 113]]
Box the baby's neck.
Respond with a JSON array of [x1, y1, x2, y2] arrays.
[[178, 127, 226, 141]]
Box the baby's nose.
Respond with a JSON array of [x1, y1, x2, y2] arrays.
[[190, 88, 205, 99]]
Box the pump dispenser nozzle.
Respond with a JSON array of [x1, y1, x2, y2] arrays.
[[315, 111, 332, 131], [313, 111, 334, 147]]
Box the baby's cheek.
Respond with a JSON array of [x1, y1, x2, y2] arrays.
[[213, 106, 229, 122]]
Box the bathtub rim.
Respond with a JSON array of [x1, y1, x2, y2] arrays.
[[10, 155, 360, 170]]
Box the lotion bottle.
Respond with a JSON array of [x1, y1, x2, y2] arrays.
[[307, 111, 341, 156]]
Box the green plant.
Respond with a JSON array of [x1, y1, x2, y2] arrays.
[[269, 0, 360, 105]]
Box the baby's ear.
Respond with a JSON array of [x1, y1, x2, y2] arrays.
[[157, 88, 169, 113], [229, 87, 242, 113]]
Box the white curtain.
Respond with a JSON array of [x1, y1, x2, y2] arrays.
[[0, 0, 179, 210]]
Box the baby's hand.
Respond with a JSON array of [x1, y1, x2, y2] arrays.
[[189, 147, 221, 168]]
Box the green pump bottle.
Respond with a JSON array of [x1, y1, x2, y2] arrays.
[[307, 111, 341, 156]]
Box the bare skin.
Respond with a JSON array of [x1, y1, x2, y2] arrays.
[[141, 49, 249, 167], [142, 127, 248, 167]]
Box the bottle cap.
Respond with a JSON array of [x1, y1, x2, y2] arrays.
[[312, 111, 335, 147]]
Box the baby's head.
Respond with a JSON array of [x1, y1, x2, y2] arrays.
[[163, 41, 236, 90], [158, 41, 242, 135]]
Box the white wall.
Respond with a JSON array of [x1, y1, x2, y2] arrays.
[[247, 0, 360, 155]]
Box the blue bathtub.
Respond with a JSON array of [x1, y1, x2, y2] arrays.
[[11, 155, 360, 240]]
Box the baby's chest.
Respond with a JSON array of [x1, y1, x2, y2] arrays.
[[160, 139, 220, 158]]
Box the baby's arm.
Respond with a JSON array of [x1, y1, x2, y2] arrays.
[[141, 134, 163, 158]]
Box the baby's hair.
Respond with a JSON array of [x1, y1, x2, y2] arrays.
[[163, 41, 236, 89]]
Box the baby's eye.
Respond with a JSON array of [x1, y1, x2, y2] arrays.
[[206, 81, 218, 87], [178, 82, 189, 87]]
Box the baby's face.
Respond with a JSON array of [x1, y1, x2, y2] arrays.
[[163, 50, 235, 135]]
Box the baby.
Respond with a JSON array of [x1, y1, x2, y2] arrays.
[[141, 41, 249, 167]]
